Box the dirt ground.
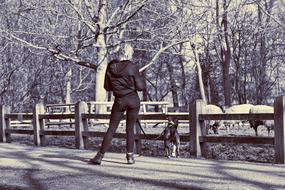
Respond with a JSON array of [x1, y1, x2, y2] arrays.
[[0, 143, 284, 190]]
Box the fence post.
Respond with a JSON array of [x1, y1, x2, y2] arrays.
[[0, 105, 10, 142], [274, 96, 285, 164], [39, 113, 46, 146], [190, 99, 207, 157], [82, 114, 89, 149], [134, 120, 142, 155], [33, 103, 45, 146], [75, 101, 88, 149]]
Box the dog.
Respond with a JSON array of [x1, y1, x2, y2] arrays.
[[163, 116, 180, 158], [208, 121, 221, 134]]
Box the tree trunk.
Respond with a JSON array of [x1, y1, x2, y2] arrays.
[[166, 60, 179, 111], [178, 44, 188, 107], [95, 0, 108, 113], [222, 0, 231, 107], [192, 45, 207, 103], [65, 68, 72, 105], [216, 0, 231, 107], [255, 0, 273, 104], [207, 77, 211, 103], [196, 59, 207, 104]]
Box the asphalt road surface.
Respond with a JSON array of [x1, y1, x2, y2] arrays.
[[0, 143, 284, 190]]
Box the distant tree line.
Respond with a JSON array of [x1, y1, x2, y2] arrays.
[[0, 0, 284, 112]]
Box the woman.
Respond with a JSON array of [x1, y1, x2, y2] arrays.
[[89, 43, 145, 165]]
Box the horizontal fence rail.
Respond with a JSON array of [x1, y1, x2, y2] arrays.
[[199, 113, 274, 121], [39, 114, 75, 120], [81, 113, 189, 120], [5, 113, 33, 120], [81, 131, 190, 141], [6, 129, 34, 135], [199, 136, 274, 145], [40, 130, 75, 136]]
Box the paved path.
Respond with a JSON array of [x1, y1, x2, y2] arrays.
[[0, 143, 284, 190]]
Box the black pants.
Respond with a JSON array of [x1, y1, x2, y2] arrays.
[[99, 93, 140, 154]]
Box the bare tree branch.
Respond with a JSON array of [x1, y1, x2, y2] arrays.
[[139, 39, 190, 72], [255, 0, 285, 29], [1, 29, 97, 70]]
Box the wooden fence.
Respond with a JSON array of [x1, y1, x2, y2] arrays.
[[190, 96, 285, 164], [0, 101, 189, 154], [0, 96, 285, 164]]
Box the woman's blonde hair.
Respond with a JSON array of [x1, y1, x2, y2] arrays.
[[123, 43, 134, 58], [113, 42, 133, 60]]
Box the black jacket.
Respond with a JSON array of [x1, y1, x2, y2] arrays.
[[104, 60, 146, 97]]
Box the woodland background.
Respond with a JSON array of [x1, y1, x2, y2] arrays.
[[0, 0, 284, 112]]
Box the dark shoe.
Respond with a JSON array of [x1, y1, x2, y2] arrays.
[[89, 152, 104, 165], [126, 153, 135, 164]]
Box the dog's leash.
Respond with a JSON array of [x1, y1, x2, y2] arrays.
[[136, 119, 166, 140]]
